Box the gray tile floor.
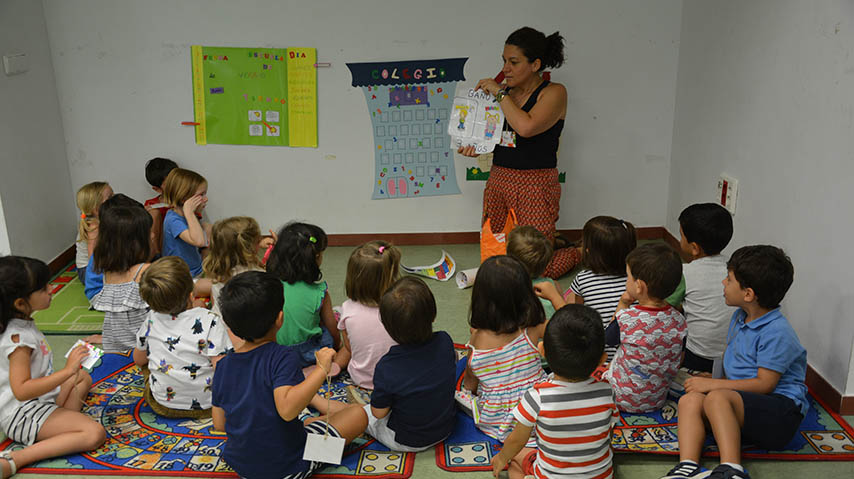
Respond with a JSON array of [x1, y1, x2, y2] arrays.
[[23, 244, 854, 478]]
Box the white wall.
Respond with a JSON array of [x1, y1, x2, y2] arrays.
[[42, 0, 681, 234], [667, 0, 854, 394], [0, 0, 76, 261], [0, 196, 10, 255]]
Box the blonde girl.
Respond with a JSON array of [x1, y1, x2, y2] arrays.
[[0, 256, 105, 477], [338, 241, 401, 389], [161, 168, 210, 278], [74, 182, 113, 284]]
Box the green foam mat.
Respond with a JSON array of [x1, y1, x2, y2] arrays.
[[33, 264, 104, 334]]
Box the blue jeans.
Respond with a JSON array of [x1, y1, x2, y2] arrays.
[[291, 327, 335, 367]]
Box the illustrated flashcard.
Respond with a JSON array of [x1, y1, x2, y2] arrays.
[[448, 89, 505, 154], [347, 58, 466, 200], [65, 339, 103, 370], [401, 250, 456, 282]]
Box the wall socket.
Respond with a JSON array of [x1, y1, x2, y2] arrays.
[[717, 175, 738, 215]]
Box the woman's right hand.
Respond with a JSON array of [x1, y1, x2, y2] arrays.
[[457, 145, 478, 157]]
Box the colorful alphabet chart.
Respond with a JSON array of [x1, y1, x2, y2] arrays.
[[448, 89, 504, 154], [191, 46, 317, 147], [347, 58, 466, 199]]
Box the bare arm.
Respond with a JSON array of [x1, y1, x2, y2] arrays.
[[475, 78, 567, 138], [211, 406, 226, 432], [9, 344, 86, 401], [132, 347, 148, 366], [534, 281, 567, 311], [371, 406, 391, 419], [491, 421, 534, 477], [176, 196, 207, 247], [684, 367, 782, 395], [319, 293, 340, 349], [273, 348, 334, 421]]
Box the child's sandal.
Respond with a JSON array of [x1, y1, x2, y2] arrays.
[[0, 450, 17, 478]]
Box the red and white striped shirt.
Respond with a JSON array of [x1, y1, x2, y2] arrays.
[[513, 376, 618, 479]]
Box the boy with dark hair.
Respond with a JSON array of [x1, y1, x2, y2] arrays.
[[506, 225, 558, 319], [662, 245, 806, 479], [492, 304, 618, 479], [143, 157, 179, 257], [604, 243, 686, 412], [366, 277, 456, 452], [666, 203, 736, 372], [212, 271, 367, 479]]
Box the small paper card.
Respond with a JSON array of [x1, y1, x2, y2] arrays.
[[64, 339, 103, 370], [303, 432, 345, 465]]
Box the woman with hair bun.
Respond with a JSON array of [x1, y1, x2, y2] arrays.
[[460, 26, 579, 279]]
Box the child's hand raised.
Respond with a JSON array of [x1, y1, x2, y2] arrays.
[[533, 281, 560, 302], [259, 229, 277, 249], [183, 194, 206, 214], [314, 347, 335, 376]]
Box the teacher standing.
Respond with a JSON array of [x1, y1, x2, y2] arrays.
[[460, 26, 579, 279]]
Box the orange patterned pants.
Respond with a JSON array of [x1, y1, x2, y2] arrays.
[[482, 166, 580, 279]]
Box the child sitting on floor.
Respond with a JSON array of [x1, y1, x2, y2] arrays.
[[142, 157, 178, 258], [661, 246, 806, 479], [212, 271, 367, 479], [337, 241, 400, 389], [464, 255, 547, 446], [134, 256, 232, 418], [366, 277, 456, 451], [75, 181, 113, 285], [267, 222, 349, 375], [665, 203, 736, 373], [506, 225, 558, 319], [491, 304, 618, 479], [604, 243, 685, 413]]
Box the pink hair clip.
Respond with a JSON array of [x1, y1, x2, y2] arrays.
[[378, 246, 385, 254]]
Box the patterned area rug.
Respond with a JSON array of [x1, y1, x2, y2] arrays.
[[0, 351, 414, 478], [437, 352, 854, 472], [33, 264, 104, 334]]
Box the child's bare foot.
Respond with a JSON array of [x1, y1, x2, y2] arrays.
[[84, 334, 102, 345]]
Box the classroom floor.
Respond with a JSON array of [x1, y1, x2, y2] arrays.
[[17, 243, 854, 478]]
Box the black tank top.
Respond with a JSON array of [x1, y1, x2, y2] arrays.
[[492, 80, 565, 170]]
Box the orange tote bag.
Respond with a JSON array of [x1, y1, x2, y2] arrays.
[[480, 209, 518, 263]]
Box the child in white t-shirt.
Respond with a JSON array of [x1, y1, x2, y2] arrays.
[[134, 256, 232, 417], [665, 203, 736, 373]]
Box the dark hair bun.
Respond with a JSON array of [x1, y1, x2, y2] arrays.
[[506, 27, 566, 71]]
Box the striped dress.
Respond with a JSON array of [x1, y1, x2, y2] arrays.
[[514, 376, 618, 479], [91, 264, 150, 352], [569, 270, 627, 362], [467, 330, 546, 445]]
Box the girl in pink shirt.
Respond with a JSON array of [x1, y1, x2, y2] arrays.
[[337, 241, 401, 389]]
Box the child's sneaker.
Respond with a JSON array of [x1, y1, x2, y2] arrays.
[[660, 461, 711, 478], [707, 464, 750, 479]]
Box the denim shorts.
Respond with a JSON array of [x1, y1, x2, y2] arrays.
[[291, 327, 335, 367]]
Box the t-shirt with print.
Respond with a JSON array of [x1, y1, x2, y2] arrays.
[[137, 307, 231, 410], [212, 342, 310, 479], [605, 305, 686, 412], [162, 210, 203, 277], [371, 331, 456, 448], [276, 280, 327, 346], [514, 375, 618, 479], [0, 319, 60, 428]]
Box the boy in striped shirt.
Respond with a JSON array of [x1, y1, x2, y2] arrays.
[[491, 305, 618, 479]]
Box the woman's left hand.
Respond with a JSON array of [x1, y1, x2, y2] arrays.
[[476, 78, 504, 96]]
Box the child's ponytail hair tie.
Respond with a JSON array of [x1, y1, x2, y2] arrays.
[[81, 213, 87, 219], [619, 219, 627, 228], [308, 236, 317, 244], [378, 246, 385, 254]]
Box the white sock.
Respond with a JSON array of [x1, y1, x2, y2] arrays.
[[722, 463, 744, 472], [680, 460, 698, 466]]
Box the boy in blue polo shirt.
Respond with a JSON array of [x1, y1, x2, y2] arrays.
[[661, 245, 806, 479]]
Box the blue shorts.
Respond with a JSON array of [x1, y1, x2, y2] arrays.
[[737, 391, 804, 450], [291, 327, 335, 367]]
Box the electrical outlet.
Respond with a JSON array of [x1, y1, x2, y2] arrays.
[[716, 175, 738, 215]]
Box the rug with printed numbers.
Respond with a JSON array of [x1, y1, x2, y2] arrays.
[[0, 351, 414, 478], [437, 348, 854, 472]]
